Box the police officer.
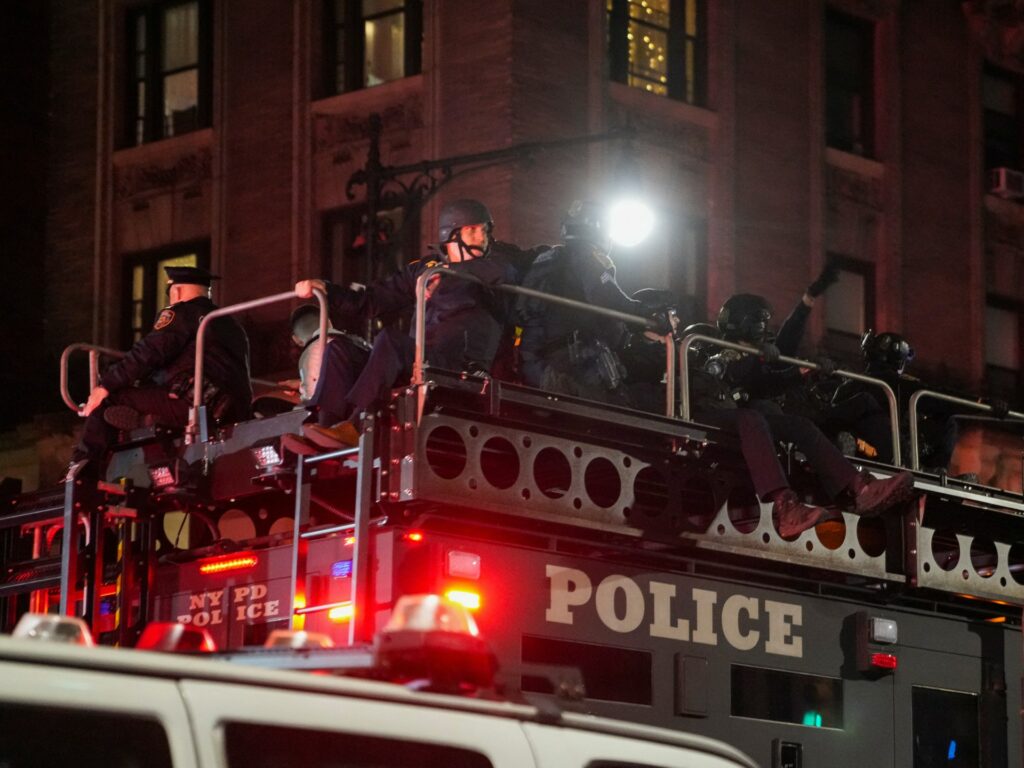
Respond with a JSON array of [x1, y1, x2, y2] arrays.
[[517, 200, 645, 405], [829, 331, 1005, 471], [690, 294, 916, 537], [294, 199, 541, 447], [69, 266, 252, 475]]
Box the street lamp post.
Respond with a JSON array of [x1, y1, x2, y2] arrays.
[[344, 112, 637, 287]]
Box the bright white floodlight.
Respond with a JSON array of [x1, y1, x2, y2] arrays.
[[608, 199, 655, 247]]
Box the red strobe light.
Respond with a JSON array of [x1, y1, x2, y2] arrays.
[[198, 553, 258, 575]]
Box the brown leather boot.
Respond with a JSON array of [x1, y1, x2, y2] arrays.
[[772, 489, 826, 539], [849, 469, 916, 516]]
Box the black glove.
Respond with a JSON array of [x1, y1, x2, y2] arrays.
[[813, 356, 838, 376], [807, 258, 841, 298], [760, 342, 781, 363], [986, 397, 1010, 419]]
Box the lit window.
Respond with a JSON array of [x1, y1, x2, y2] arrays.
[[823, 257, 875, 361], [607, 0, 706, 105], [126, 0, 211, 146], [327, 0, 422, 95], [124, 245, 206, 344], [825, 9, 875, 156], [824, 269, 866, 336]]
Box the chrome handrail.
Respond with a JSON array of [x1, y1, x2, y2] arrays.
[[188, 287, 329, 444], [678, 333, 903, 467], [411, 265, 669, 422], [907, 390, 1024, 471], [59, 343, 127, 412]]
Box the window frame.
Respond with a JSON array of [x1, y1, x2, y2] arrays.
[[124, 0, 213, 147], [824, 7, 876, 157], [121, 241, 210, 346], [607, 0, 707, 105], [822, 255, 875, 364], [324, 0, 423, 97], [984, 293, 1022, 399], [982, 62, 1024, 172]]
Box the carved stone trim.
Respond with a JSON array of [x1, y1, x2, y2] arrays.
[[826, 163, 884, 210], [114, 148, 212, 200], [827, 0, 897, 21], [985, 205, 1024, 248], [313, 103, 424, 153]]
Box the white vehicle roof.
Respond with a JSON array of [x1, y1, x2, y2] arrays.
[[0, 635, 756, 768]]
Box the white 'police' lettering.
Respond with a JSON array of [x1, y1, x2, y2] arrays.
[[545, 564, 803, 658]]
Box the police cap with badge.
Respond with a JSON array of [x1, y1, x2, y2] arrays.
[[165, 266, 218, 287]]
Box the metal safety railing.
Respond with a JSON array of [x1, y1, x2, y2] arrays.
[[411, 265, 674, 422], [677, 333, 903, 466], [188, 287, 329, 443], [908, 390, 1024, 472], [59, 292, 329, 437], [59, 344, 127, 412]]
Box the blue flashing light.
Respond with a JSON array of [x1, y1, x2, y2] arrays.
[[947, 740, 957, 761], [331, 560, 353, 579]]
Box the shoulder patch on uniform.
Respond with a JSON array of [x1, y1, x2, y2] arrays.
[[154, 309, 175, 330]]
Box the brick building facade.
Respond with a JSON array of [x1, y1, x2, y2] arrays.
[[5, 0, 1024, 488]]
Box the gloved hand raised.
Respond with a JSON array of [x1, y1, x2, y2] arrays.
[[759, 342, 781, 363], [985, 397, 1010, 419], [807, 258, 841, 298], [813, 356, 838, 376]]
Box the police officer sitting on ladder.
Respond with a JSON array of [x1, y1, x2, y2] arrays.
[[67, 266, 253, 479], [517, 200, 670, 408], [691, 293, 917, 538], [294, 199, 543, 449]]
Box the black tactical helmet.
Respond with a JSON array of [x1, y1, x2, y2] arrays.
[[717, 294, 773, 343], [681, 322, 720, 360], [438, 199, 494, 244], [861, 330, 914, 373], [561, 199, 610, 251]]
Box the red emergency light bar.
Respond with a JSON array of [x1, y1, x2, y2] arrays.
[[198, 554, 258, 575], [405, 531, 425, 542], [870, 652, 898, 670]]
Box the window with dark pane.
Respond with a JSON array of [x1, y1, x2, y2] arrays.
[[985, 295, 1021, 400], [983, 63, 1023, 171], [122, 244, 208, 345], [607, 0, 706, 105], [126, 0, 211, 146], [327, 0, 422, 95], [825, 9, 875, 156]]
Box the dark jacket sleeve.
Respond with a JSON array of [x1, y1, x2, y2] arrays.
[[489, 241, 549, 284], [724, 353, 805, 401], [776, 300, 811, 357], [326, 260, 423, 325], [100, 306, 196, 392], [575, 251, 642, 316]]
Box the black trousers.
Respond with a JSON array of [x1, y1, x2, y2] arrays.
[[309, 327, 415, 425], [306, 335, 373, 426], [73, 386, 191, 463], [696, 406, 858, 501]]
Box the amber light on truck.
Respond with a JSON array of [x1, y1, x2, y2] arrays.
[[444, 589, 481, 611], [198, 553, 258, 575]]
